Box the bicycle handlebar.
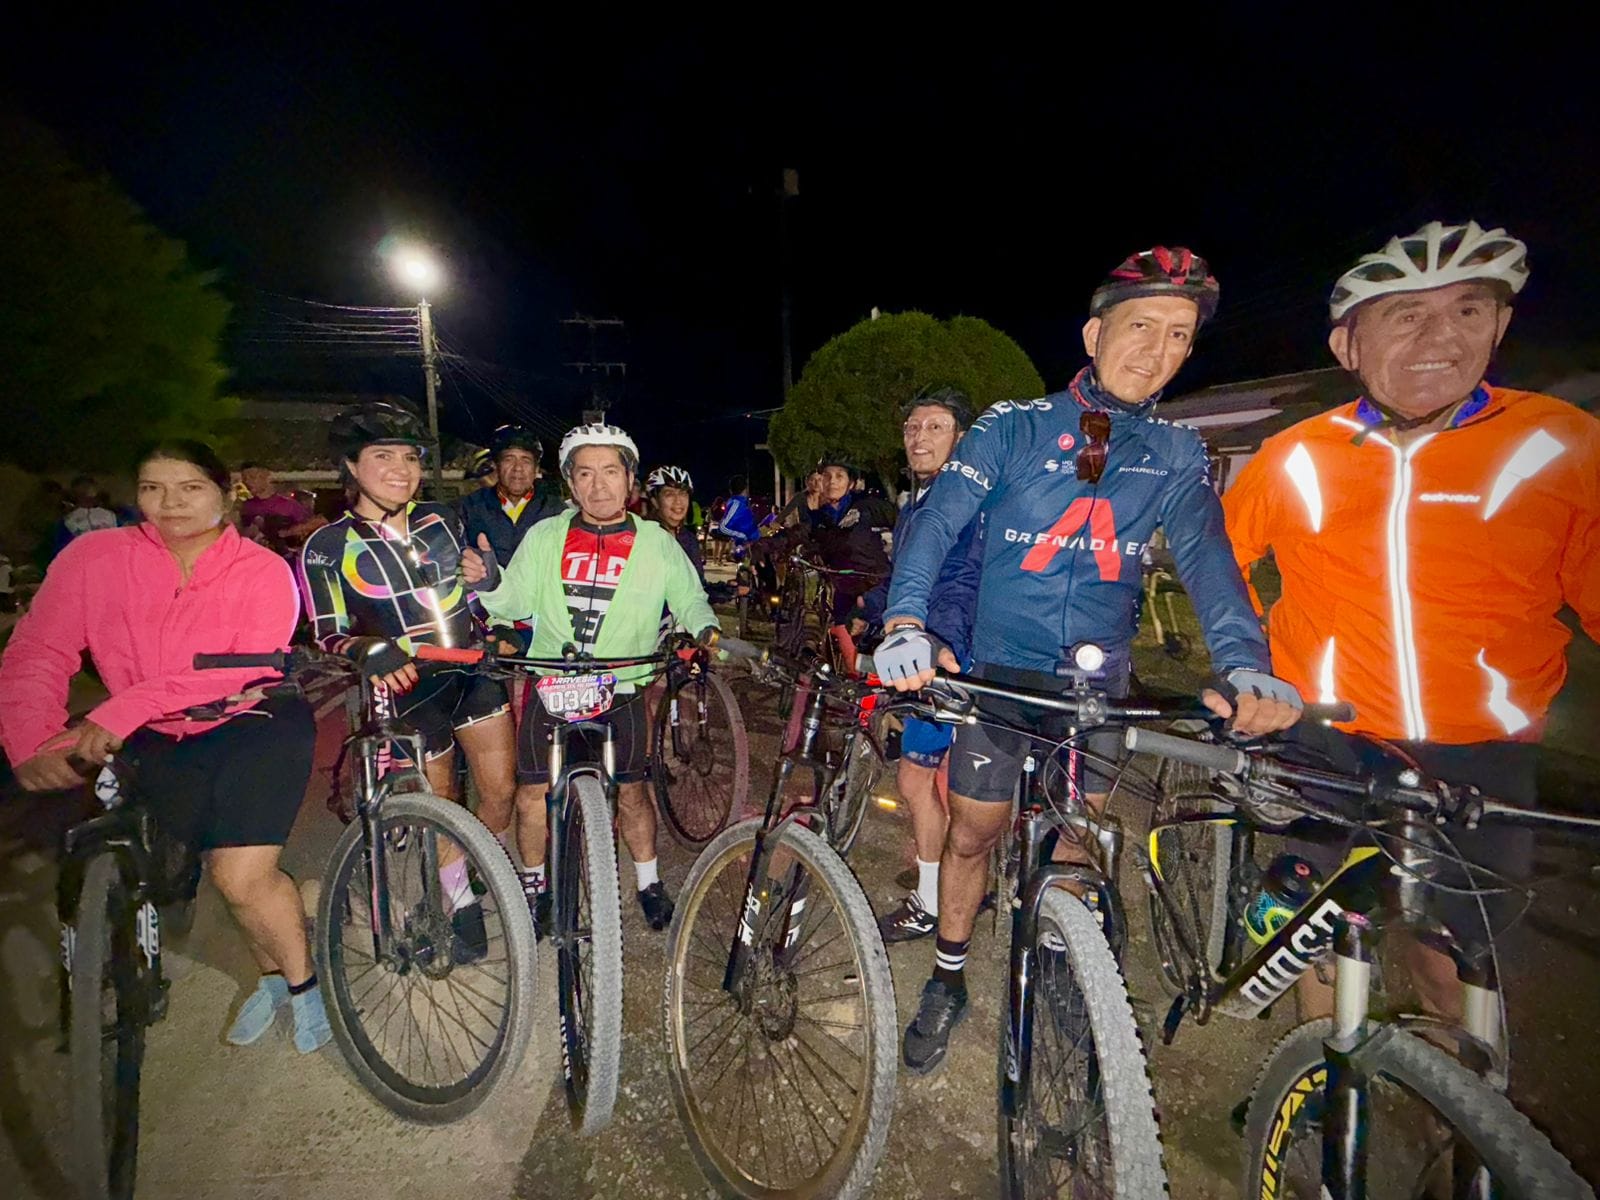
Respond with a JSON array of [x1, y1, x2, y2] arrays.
[[1123, 726, 1247, 774], [193, 651, 293, 671]]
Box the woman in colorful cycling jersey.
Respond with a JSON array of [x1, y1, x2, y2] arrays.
[[298, 402, 519, 948], [0, 440, 329, 1052]]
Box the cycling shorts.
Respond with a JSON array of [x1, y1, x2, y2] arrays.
[[1281, 723, 1537, 956], [392, 670, 511, 760], [945, 664, 1129, 802], [517, 690, 650, 786], [900, 716, 953, 768], [123, 696, 315, 851]]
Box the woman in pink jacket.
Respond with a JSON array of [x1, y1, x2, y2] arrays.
[[0, 441, 329, 1053]]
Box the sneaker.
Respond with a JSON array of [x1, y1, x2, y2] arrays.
[[529, 890, 553, 942], [903, 978, 969, 1075], [225, 974, 290, 1046], [290, 985, 333, 1054], [450, 903, 489, 965], [878, 893, 937, 943], [638, 882, 675, 931]]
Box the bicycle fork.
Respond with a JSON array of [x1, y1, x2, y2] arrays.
[[1000, 810, 1125, 1116]]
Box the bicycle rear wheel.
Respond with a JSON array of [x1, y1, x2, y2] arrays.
[[1242, 1019, 1591, 1199], [317, 793, 536, 1123], [557, 774, 625, 1135], [664, 820, 897, 1199], [1147, 754, 1235, 993], [653, 670, 751, 850], [1000, 888, 1169, 1199], [824, 729, 879, 856], [69, 853, 144, 1200]]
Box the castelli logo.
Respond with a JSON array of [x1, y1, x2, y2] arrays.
[[1057, 433, 1076, 451]]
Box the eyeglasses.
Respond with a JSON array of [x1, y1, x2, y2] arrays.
[[1077, 411, 1110, 483], [903, 418, 957, 437]]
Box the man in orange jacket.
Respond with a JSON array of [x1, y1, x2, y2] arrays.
[[1224, 220, 1600, 1020]]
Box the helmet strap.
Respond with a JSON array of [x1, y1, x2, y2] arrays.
[[1351, 395, 1467, 444]]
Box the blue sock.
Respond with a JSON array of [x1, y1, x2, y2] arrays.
[[289, 975, 332, 1054]]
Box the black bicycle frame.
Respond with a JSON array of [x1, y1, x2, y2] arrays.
[[999, 745, 1128, 1119]]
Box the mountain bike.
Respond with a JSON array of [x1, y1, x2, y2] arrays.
[[195, 648, 538, 1124], [59, 751, 203, 1200], [650, 633, 750, 851], [1124, 723, 1599, 1198], [662, 651, 897, 1200], [413, 639, 759, 1134]]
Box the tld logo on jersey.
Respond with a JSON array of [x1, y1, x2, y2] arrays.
[[562, 551, 630, 586]]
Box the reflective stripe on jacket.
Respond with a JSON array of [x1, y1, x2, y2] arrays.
[[1224, 386, 1600, 743]]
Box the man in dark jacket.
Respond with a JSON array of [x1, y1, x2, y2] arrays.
[[458, 425, 567, 566], [795, 451, 897, 624]]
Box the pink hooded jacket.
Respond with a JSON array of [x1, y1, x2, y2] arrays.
[[0, 524, 300, 766]]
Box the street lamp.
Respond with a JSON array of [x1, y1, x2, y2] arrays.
[[384, 242, 446, 497]]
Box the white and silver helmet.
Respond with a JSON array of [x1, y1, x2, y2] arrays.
[[558, 422, 639, 478], [1329, 220, 1529, 321], [645, 465, 693, 495]]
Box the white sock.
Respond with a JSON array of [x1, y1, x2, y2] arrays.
[[915, 859, 940, 916], [439, 858, 476, 910], [634, 857, 660, 891]]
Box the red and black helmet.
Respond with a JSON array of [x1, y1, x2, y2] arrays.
[[1089, 246, 1220, 325]]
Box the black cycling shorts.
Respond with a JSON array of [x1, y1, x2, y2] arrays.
[[945, 664, 1129, 802], [517, 689, 650, 786], [1281, 723, 1538, 954], [123, 696, 315, 852], [392, 669, 510, 760]]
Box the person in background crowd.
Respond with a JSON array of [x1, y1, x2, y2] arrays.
[[53, 475, 118, 555], [0, 440, 330, 1053], [239, 462, 326, 559], [458, 426, 565, 568], [645, 465, 706, 584]]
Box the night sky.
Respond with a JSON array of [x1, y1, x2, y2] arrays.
[[7, 14, 1596, 487]]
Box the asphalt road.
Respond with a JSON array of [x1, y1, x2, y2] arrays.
[[2, 665, 1597, 1199]]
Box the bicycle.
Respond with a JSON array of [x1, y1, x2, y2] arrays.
[[650, 633, 751, 851], [1124, 722, 1599, 1198], [194, 648, 538, 1124], [662, 647, 897, 1199], [412, 639, 746, 1135], [59, 750, 203, 1200]]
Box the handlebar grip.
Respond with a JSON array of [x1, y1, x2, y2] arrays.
[[1302, 701, 1357, 725], [193, 652, 288, 671], [714, 636, 763, 662], [1123, 727, 1247, 774], [413, 645, 484, 665]]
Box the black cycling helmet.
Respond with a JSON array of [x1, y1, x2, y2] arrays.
[[815, 450, 863, 482], [329, 400, 428, 465], [1089, 245, 1220, 326], [488, 423, 542, 460], [467, 447, 495, 480], [900, 384, 974, 430]]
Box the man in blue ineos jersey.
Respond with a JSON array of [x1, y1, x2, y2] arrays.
[[875, 247, 1304, 1072]]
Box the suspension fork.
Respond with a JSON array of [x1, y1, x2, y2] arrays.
[[1322, 912, 1374, 1200], [358, 680, 396, 962]]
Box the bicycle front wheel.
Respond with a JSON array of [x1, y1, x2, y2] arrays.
[[653, 670, 750, 851], [1000, 888, 1169, 1199], [1242, 1019, 1592, 1199], [69, 852, 144, 1200], [317, 793, 536, 1123], [557, 774, 624, 1136], [663, 819, 897, 1199]]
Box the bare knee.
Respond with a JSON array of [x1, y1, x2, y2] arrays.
[[208, 853, 281, 909], [946, 812, 1003, 860]]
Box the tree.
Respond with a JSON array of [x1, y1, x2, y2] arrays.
[[0, 117, 233, 472], [767, 311, 1044, 488]]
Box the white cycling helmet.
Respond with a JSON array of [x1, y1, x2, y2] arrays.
[[1329, 220, 1529, 321], [559, 422, 639, 477], [645, 465, 693, 495]]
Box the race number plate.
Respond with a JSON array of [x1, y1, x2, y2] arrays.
[[536, 673, 618, 722]]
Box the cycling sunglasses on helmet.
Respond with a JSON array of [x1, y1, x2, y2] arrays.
[[1077, 411, 1111, 483]]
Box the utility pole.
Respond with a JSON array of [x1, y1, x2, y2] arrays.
[[562, 314, 627, 423], [418, 298, 444, 498], [779, 168, 798, 402]]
